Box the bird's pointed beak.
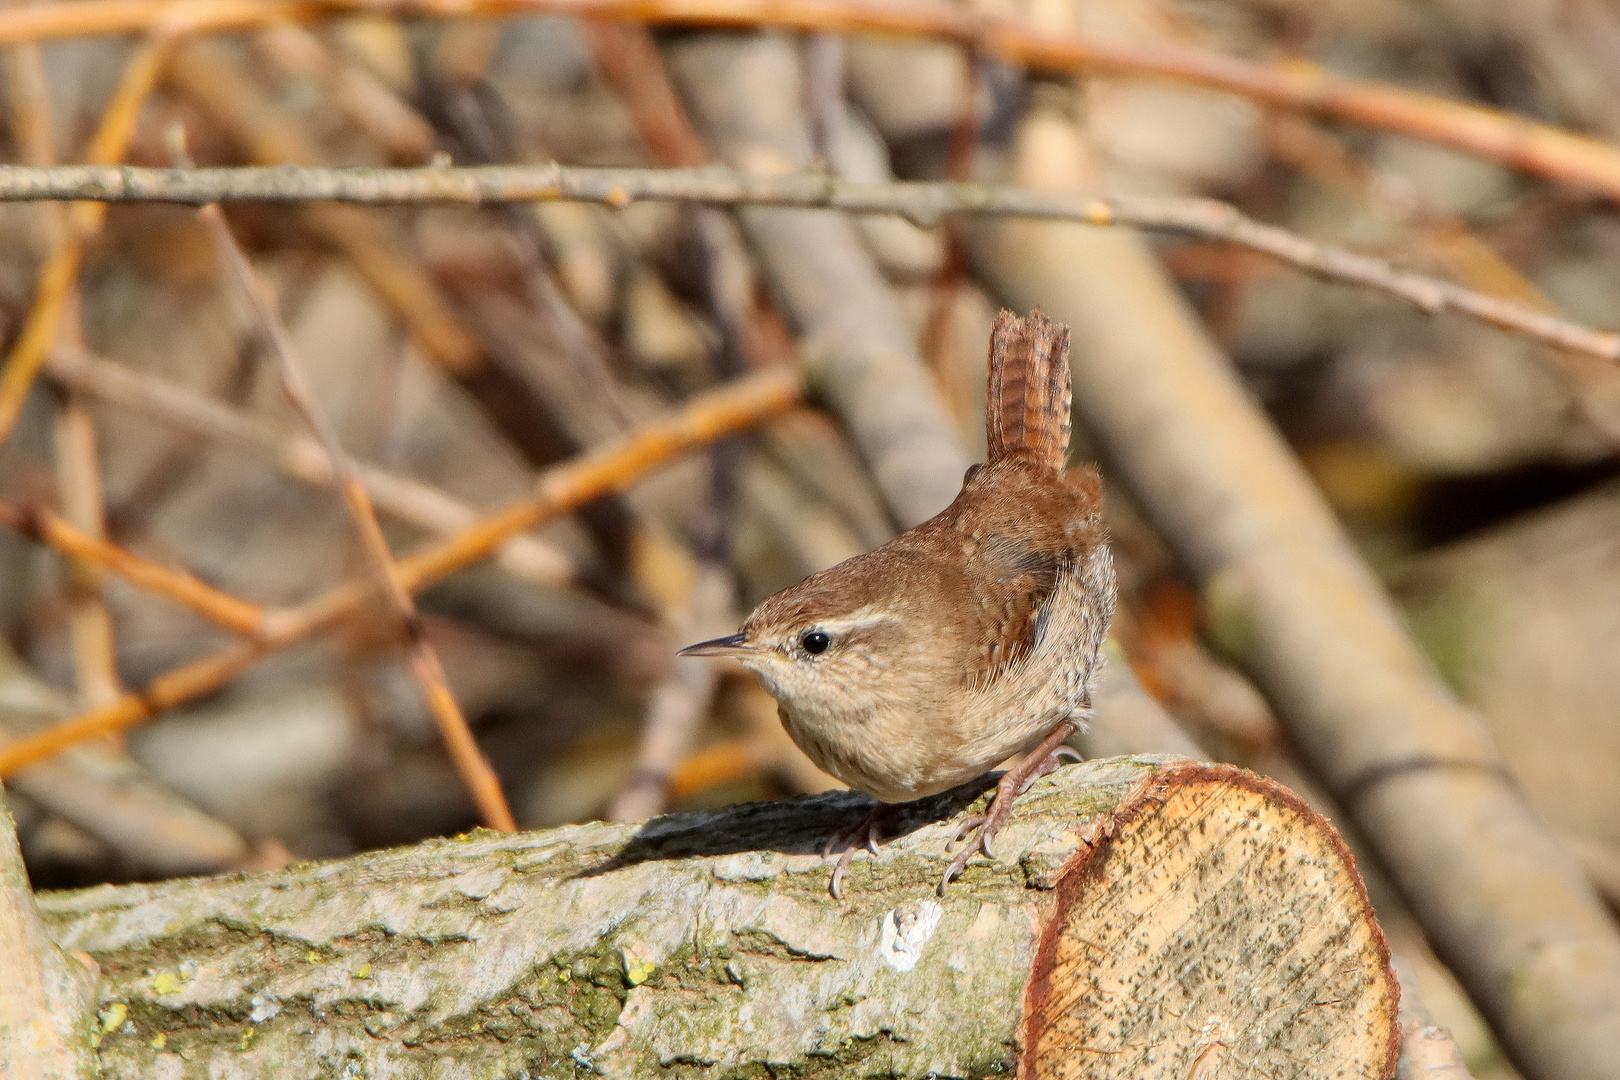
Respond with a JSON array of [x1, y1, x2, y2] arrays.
[[678, 632, 754, 658]]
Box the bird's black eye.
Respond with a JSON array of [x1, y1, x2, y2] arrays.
[[801, 630, 831, 655]]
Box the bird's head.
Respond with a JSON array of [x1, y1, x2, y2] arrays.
[[679, 553, 940, 720]]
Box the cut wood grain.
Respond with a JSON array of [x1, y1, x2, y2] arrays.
[[33, 756, 1395, 1078], [1023, 766, 1397, 1079]]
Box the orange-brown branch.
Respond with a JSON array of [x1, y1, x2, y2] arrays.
[[0, 366, 803, 778], [0, 502, 268, 638]]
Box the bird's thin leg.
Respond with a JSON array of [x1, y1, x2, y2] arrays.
[[939, 720, 1078, 894], [825, 802, 898, 900]]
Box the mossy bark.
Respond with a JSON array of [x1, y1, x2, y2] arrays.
[[36, 756, 1395, 1079]]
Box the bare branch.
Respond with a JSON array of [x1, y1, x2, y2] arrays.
[[0, 163, 1609, 363], [0, 0, 1619, 207]]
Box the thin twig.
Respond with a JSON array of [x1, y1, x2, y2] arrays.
[[0, 163, 1610, 363], [43, 346, 580, 591], [1, 0, 1619, 205], [187, 142, 517, 832], [0, 501, 268, 637], [0, 365, 803, 777]]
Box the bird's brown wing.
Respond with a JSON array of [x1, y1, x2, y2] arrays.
[[960, 526, 1071, 690]]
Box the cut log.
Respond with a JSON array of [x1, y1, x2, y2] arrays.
[[36, 756, 1396, 1078]]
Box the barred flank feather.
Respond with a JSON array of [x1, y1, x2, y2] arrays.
[[985, 309, 1072, 471]]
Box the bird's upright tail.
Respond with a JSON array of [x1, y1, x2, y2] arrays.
[[984, 308, 1072, 471]]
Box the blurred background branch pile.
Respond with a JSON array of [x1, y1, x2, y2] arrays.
[[4, 0, 1620, 1076]]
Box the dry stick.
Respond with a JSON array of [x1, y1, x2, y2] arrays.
[[189, 177, 517, 833], [43, 347, 580, 591], [53, 387, 127, 711], [0, 31, 173, 449], [0, 0, 1618, 207], [0, 501, 267, 637], [0, 366, 802, 778], [0, 164, 1610, 365]]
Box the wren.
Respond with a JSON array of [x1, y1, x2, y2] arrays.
[[682, 309, 1116, 896]]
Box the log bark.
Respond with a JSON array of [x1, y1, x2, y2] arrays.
[[35, 756, 1396, 1078], [1, 783, 96, 1080]]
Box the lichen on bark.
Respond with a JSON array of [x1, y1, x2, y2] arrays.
[[39, 757, 1162, 1079]]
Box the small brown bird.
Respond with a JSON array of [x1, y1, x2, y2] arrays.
[[682, 310, 1116, 896]]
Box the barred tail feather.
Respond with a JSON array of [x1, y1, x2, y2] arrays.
[[985, 309, 1072, 470]]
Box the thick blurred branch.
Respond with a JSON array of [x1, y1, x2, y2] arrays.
[[665, 34, 967, 529], [0, 164, 1610, 364], [956, 84, 1620, 1080]]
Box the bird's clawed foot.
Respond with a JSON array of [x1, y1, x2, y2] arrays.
[[825, 802, 898, 899], [938, 721, 1079, 895]]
